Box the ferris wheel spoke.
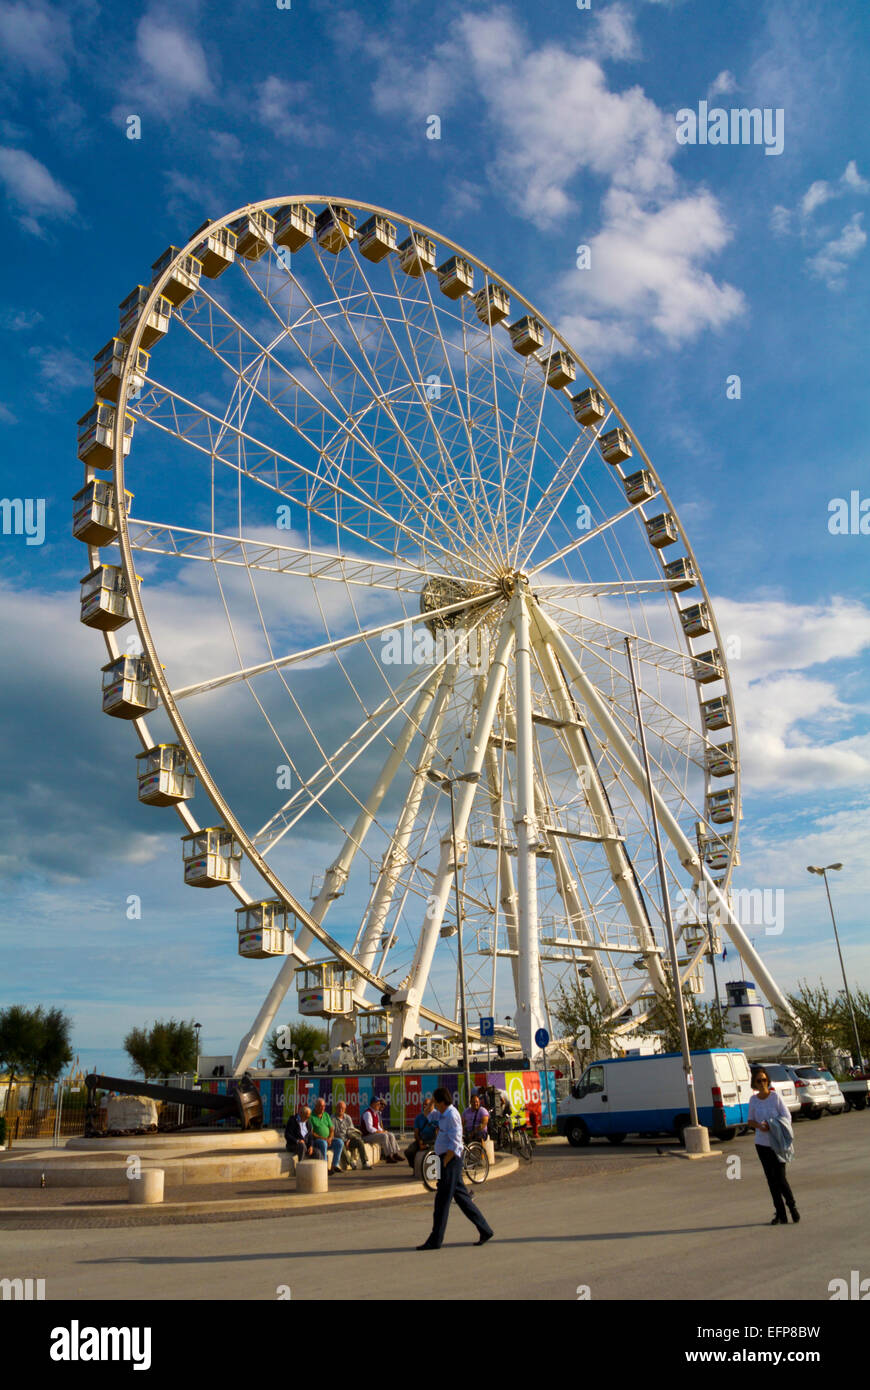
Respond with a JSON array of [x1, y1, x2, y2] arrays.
[[294, 666, 450, 956], [506, 342, 560, 570], [174, 291, 493, 580], [262, 599, 492, 859], [239, 251, 498, 572], [306, 243, 503, 571], [123, 519, 457, 594], [536, 597, 696, 677], [545, 618, 706, 768], [514, 423, 611, 570], [171, 586, 500, 702], [254, 659, 445, 852], [351, 663, 458, 978], [381, 257, 504, 567], [527, 498, 655, 578], [132, 372, 481, 579]]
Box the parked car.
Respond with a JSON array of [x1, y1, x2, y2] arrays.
[[556, 1048, 752, 1147], [815, 1068, 846, 1114], [841, 1077, 870, 1111], [784, 1064, 829, 1118], [750, 1062, 800, 1117]]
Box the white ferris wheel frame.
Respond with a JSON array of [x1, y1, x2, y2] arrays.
[[86, 195, 792, 1073]]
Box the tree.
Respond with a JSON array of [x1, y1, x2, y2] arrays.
[[123, 1019, 197, 1078], [552, 983, 625, 1071], [785, 981, 841, 1064], [834, 987, 870, 1067], [641, 988, 727, 1053], [30, 1007, 74, 1087], [267, 1022, 328, 1068], [0, 1005, 73, 1112]]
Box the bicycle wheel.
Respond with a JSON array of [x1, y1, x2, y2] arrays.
[[464, 1142, 490, 1184], [516, 1128, 533, 1162], [421, 1149, 441, 1192]]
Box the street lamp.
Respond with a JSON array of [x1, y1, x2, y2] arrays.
[[807, 864, 863, 1068], [625, 638, 703, 1147], [193, 1022, 202, 1082], [427, 767, 480, 1105]]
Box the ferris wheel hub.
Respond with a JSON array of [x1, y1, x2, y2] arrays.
[[497, 571, 529, 599]]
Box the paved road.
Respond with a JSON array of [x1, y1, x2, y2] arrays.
[[3, 1119, 867, 1301]]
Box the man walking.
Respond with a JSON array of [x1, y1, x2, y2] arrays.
[[417, 1087, 493, 1250]]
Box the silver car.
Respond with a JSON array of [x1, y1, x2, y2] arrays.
[[816, 1067, 847, 1114], [785, 1064, 830, 1118]]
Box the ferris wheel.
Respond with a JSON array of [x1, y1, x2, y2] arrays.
[[73, 197, 792, 1072]]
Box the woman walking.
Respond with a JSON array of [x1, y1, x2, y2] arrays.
[[748, 1068, 799, 1225]]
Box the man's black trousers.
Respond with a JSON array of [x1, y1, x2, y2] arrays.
[[428, 1152, 493, 1247]]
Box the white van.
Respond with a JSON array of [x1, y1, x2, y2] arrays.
[[557, 1048, 752, 1146]]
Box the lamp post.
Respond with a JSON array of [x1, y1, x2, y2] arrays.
[[807, 864, 863, 1068], [625, 638, 703, 1143], [427, 768, 480, 1106], [193, 1022, 202, 1085]]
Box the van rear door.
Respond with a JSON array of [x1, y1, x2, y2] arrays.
[[713, 1052, 739, 1108]]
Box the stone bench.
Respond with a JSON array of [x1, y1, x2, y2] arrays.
[[287, 1140, 382, 1176]]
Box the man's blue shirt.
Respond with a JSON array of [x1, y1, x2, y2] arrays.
[[434, 1103, 463, 1158]]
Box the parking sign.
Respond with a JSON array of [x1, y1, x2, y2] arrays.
[[479, 1016, 495, 1038]]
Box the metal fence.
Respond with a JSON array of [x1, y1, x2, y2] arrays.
[[2, 1104, 88, 1142]]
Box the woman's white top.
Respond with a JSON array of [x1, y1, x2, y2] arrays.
[[748, 1089, 790, 1147]]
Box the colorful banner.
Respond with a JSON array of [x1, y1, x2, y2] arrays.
[[218, 1070, 557, 1128]]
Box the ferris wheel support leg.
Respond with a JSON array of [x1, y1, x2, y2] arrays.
[[354, 663, 458, 981], [295, 666, 443, 955], [535, 606, 795, 1026], [482, 738, 520, 1001], [531, 624, 667, 1002], [513, 592, 545, 1061], [387, 612, 517, 1069]]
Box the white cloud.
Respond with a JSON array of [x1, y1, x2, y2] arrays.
[[368, 8, 739, 356], [137, 12, 212, 99], [707, 69, 737, 99], [807, 213, 866, 289], [770, 161, 868, 286], [256, 76, 330, 144], [841, 159, 869, 194], [800, 179, 833, 218], [0, 145, 75, 233], [2, 308, 42, 330], [112, 7, 214, 121], [556, 187, 744, 358], [0, 0, 72, 80], [586, 3, 640, 63], [29, 343, 91, 396], [714, 595, 870, 793]]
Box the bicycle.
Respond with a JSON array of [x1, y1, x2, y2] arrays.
[[490, 1112, 534, 1161], [420, 1140, 490, 1191]]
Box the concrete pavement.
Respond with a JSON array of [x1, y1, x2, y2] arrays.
[[2, 1118, 866, 1300]]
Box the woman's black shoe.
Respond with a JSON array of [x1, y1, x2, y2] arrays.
[[788, 1208, 801, 1223], [770, 1215, 787, 1224]]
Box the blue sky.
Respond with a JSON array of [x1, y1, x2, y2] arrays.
[[1, 0, 869, 1071]]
